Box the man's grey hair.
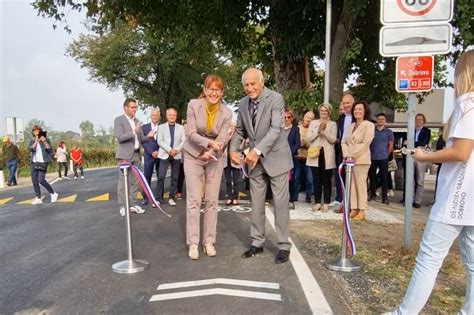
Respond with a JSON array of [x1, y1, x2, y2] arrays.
[[241, 68, 264, 85], [149, 107, 160, 115]]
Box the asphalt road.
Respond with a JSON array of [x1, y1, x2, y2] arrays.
[[0, 168, 333, 314]]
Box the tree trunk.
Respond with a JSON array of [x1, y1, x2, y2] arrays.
[[271, 34, 305, 93], [329, 1, 355, 104]]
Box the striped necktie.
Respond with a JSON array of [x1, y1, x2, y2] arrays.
[[251, 100, 259, 127]]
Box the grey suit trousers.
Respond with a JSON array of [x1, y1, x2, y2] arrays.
[[414, 160, 427, 204], [117, 152, 141, 208], [249, 163, 291, 251]]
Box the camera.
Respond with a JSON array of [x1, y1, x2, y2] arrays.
[[38, 130, 48, 138]]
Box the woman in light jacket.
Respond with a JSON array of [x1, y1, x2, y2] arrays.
[[306, 103, 337, 212], [182, 74, 232, 260], [341, 101, 374, 221]]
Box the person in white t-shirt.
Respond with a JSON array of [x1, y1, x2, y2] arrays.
[[386, 50, 474, 314]]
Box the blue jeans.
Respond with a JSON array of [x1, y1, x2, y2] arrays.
[[292, 159, 313, 201], [7, 159, 18, 185], [392, 219, 474, 314]]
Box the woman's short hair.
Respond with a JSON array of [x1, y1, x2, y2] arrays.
[[318, 103, 333, 114], [203, 74, 224, 91], [351, 101, 371, 122]]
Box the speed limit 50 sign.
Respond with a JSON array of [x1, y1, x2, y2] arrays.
[[381, 0, 454, 25]]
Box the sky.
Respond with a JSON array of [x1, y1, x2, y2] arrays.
[[0, 0, 147, 135]]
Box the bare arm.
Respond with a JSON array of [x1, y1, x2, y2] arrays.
[[413, 138, 474, 164]]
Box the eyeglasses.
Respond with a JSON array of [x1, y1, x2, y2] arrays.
[[206, 88, 222, 94], [284, 116, 292, 119], [127, 105, 138, 109]]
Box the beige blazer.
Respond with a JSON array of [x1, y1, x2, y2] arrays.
[[182, 98, 232, 159], [341, 120, 375, 165], [306, 119, 337, 169]]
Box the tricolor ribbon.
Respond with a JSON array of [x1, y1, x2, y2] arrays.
[[119, 161, 171, 218], [337, 159, 356, 256]]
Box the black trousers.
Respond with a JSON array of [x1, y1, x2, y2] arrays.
[[311, 148, 333, 204], [369, 159, 389, 200]]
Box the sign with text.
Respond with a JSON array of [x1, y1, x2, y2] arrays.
[[381, 0, 454, 25], [396, 56, 434, 92]]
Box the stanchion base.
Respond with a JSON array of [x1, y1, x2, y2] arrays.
[[112, 259, 149, 274], [326, 258, 362, 272]]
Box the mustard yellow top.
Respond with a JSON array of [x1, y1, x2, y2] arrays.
[[205, 101, 219, 134]]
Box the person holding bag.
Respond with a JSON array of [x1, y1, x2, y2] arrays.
[[28, 125, 58, 205], [385, 50, 474, 315], [306, 103, 337, 213]]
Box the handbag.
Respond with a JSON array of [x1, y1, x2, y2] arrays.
[[307, 146, 320, 158], [387, 158, 398, 172], [34, 162, 48, 171]]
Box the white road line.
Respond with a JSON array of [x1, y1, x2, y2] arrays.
[[265, 207, 333, 314], [150, 288, 281, 302], [157, 278, 279, 291]]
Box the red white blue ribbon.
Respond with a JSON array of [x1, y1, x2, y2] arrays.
[[119, 161, 171, 217], [337, 160, 356, 256]]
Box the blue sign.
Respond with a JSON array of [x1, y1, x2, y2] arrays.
[[398, 80, 409, 90]]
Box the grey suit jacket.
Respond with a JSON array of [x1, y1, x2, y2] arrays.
[[157, 122, 185, 160], [114, 114, 141, 160], [229, 87, 293, 177], [183, 98, 232, 159]]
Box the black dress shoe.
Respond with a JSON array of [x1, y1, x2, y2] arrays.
[[382, 199, 390, 205], [413, 202, 421, 208], [305, 198, 311, 203], [242, 245, 264, 258], [275, 250, 290, 264]]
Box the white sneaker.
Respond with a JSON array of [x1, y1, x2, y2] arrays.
[[119, 207, 125, 217], [330, 200, 341, 208], [169, 198, 176, 206], [188, 244, 199, 260], [50, 192, 59, 203], [81, 176, 85, 179], [74, 176, 78, 180], [388, 189, 395, 197], [31, 197, 43, 205], [130, 205, 146, 214]]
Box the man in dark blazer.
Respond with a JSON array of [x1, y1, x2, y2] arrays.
[[230, 68, 293, 264], [401, 113, 431, 208], [114, 98, 146, 216], [333, 93, 354, 212], [140, 108, 161, 206]]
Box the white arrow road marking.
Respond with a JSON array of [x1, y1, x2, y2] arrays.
[[265, 207, 333, 314], [150, 288, 281, 302], [157, 278, 279, 290]]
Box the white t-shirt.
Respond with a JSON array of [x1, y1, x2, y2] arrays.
[[430, 92, 474, 226], [56, 146, 68, 163], [125, 115, 140, 149], [33, 143, 44, 163]]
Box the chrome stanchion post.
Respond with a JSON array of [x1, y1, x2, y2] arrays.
[[326, 159, 362, 272], [112, 164, 149, 274]]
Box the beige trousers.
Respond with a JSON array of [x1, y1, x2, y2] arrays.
[[184, 154, 224, 246], [350, 164, 370, 210]]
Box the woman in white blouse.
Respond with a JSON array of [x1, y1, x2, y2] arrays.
[[306, 103, 337, 212]]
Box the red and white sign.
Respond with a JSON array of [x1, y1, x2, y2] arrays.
[[381, 0, 453, 25], [395, 56, 434, 92]]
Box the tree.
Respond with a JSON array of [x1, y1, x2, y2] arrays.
[[33, 0, 473, 110], [79, 120, 95, 138]]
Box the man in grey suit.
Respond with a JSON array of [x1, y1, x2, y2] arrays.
[[229, 68, 293, 264], [114, 98, 146, 216]]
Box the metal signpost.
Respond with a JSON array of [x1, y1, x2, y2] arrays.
[[112, 165, 149, 273], [5, 117, 25, 144], [380, 0, 453, 248]]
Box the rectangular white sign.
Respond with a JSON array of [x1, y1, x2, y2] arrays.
[[381, 0, 454, 25], [379, 23, 452, 57]]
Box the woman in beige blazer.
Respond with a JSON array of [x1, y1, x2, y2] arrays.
[[182, 74, 232, 260], [341, 101, 374, 221], [306, 103, 337, 212]]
